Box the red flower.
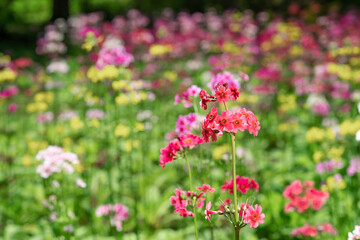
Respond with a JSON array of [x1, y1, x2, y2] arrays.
[[199, 90, 215, 110], [206, 107, 218, 123], [159, 140, 181, 169], [215, 85, 231, 103], [215, 111, 234, 132], [201, 120, 218, 143], [218, 199, 232, 212], [229, 86, 239, 101], [249, 179, 259, 192]]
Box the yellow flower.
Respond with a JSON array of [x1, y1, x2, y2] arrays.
[[26, 102, 48, 113], [278, 94, 297, 112], [74, 163, 84, 173], [27, 141, 48, 154], [149, 44, 172, 56], [75, 145, 86, 155], [0, 68, 17, 82], [313, 151, 324, 163], [112, 80, 127, 90], [70, 117, 84, 130], [135, 122, 145, 132], [22, 155, 33, 167], [163, 71, 177, 82], [326, 128, 336, 141], [115, 93, 130, 105], [55, 125, 65, 134], [306, 127, 325, 143], [212, 145, 229, 160], [124, 140, 140, 152], [278, 122, 299, 132], [339, 119, 360, 136], [62, 137, 73, 147], [130, 91, 142, 104], [237, 93, 258, 104], [115, 124, 130, 138], [90, 118, 100, 128], [326, 176, 346, 192], [328, 146, 345, 161], [289, 45, 303, 56]]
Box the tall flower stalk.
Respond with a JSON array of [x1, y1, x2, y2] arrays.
[[184, 152, 199, 240], [161, 73, 265, 239], [231, 133, 240, 239]]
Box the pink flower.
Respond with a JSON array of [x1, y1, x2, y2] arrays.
[[292, 224, 317, 237], [243, 204, 265, 228], [175, 207, 194, 217], [230, 112, 248, 133], [236, 176, 250, 194], [187, 85, 201, 96], [317, 223, 337, 235], [179, 134, 203, 148], [283, 180, 329, 213], [221, 176, 259, 194], [196, 184, 215, 193], [96, 46, 134, 69], [204, 202, 218, 222], [76, 178, 87, 188], [7, 103, 17, 113]]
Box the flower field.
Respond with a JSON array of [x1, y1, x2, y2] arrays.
[[1, 5, 360, 240]]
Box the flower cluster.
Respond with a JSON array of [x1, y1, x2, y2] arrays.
[[0, 86, 18, 99], [204, 201, 265, 229], [159, 133, 203, 169], [95, 203, 129, 232], [316, 159, 343, 174], [348, 225, 360, 240], [170, 187, 213, 217], [292, 223, 337, 237], [175, 113, 198, 135], [201, 106, 260, 143], [283, 180, 329, 213], [96, 46, 134, 69], [221, 176, 259, 194], [209, 72, 241, 92], [174, 85, 201, 108], [36, 146, 79, 178], [347, 157, 360, 176]]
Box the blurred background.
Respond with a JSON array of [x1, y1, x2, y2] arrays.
[[1, 0, 360, 240]]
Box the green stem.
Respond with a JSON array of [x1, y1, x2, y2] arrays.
[[184, 153, 199, 240], [231, 133, 240, 239], [235, 228, 240, 240], [223, 101, 240, 240]]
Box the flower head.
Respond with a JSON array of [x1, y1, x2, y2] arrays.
[[243, 204, 265, 228]]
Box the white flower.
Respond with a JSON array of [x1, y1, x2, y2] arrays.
[[356, 129, 360, 142], [76, 178, 87, 188]]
